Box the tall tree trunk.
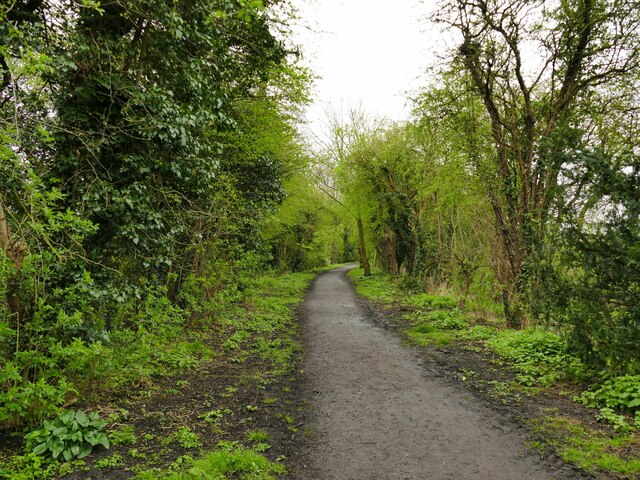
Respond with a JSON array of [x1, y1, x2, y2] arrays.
[[356, 216, 371, 276]]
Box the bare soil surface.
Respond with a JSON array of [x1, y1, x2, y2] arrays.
[[295, 265, 588, 480]]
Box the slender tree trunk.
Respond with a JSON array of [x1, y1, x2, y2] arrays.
[[406, 236, 416, 275], [356, 216, 371, 276], [0, 202, 9, 252], [0, 201, 23, 347], [387, 232, 399, 275]]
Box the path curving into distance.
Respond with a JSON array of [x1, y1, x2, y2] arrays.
[[297, 265, 569, 480]]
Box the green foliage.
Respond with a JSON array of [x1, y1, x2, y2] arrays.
[[200, 409, 232, 424], [265, 174, 351, 271], [457, 325, 497, 340], [0, 369, 76, 431], [487, 330, 581, 387], [245, 430, 269, 443], [595, 408, 633, 433], [24, 410, 109, 462], [109, 425, 137, 446], [402, 294, 458, 310], [245, 430, 271, 453], [542, 146, 640, 374], [532, 416, 640, 476], [406, 326, 457, 346], [219, 271, 312, 377], [174, 427, 201, 449], [134, 446, 285, 480], [0, 0, 312, 433], [0, 452, 85, 480], [408, 310, 468, 330], [347, 269, 397, 302], [95, 453, 125, 469], [578, 375, 640, 413]]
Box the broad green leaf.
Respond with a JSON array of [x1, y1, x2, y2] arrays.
[[75, 410, 89, 427], [61, 410, 75, 424], [95, 433, 110, 449], [63, 448, 74, 462], [51, 443, 64, 459], [77, 444, 92, 459], [53, 427, 68, 436], [33, 443, 48, 456], [85, 431, 98, 445]]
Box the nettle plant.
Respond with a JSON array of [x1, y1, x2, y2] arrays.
[[25, 410, 110, 462], [579, 375, 640, 412], [578, 375, 640, 430]]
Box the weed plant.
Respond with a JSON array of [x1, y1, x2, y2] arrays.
[[24, 410, 109, 462], [578, 375, 640, 413], [134, 445, 285, 479], [487, 330, 584, 387]]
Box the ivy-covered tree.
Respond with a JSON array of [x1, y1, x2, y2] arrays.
[[0, 0, 311, 428]]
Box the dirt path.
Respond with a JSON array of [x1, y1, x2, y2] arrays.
[[297, 266, 568, 480]]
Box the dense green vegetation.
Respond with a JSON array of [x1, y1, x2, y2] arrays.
[[0, 0, 347, 476], [1, 0, 639, 477], [1, 269, 318, 478], [326, 1, 639, 381]]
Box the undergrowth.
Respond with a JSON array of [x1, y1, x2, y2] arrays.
[[0, 269, 316, 479], [486, 330, 584, 387]]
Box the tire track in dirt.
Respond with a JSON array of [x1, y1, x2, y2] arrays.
[[297, 265, 569, 480]]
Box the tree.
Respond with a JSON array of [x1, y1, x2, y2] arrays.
[[435, 0, 640, 326], [554, 147, 640, 373], [342, 124, 420, 276], [0, 0, 312, 427], [533, 83, 640, 372], [412, 83, 497, 298], [318, 106, 378, 276]]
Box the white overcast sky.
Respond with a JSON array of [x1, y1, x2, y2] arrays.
[[289, 0, 448, 142]]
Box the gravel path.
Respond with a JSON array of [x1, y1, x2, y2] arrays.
[[297, 265, 565, 480]]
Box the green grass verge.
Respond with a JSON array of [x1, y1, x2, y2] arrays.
[[222, 272, 314, 376], [347, 268, 398, 302], [531, 416, 640, 476]]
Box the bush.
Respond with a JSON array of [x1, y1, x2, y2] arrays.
[[541, 148, 640, 374], [24, 410, 109, 462], [134, 446, 285, 479], [0, 367, 76, 430]]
